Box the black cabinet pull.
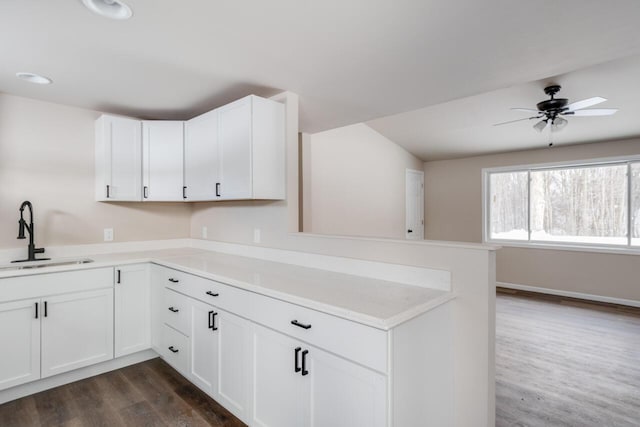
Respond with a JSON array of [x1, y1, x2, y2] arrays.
[[208, 310, 214, 329], [35, 302, 38, 319], [44, 301, 48, 317], [168, 306, 179, 313], [215, 183, 221, 197], [168, 346, 179, 353], [206, 291, 219, 297], [407, 229, 413, 233], [183, 186, 187, 199], [291, 320, 312, 330], [168, 278, 179, 283], [106, 185, 110, 198], [301, 350, 309, 376], [143, 186, 148, 199], [294, 347, 302, 373], [116, 269, 121, 284], [211, 312, 218, 331]]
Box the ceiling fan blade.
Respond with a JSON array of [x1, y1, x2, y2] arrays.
[[511, 108, 540, 113], [564, 108, 618, 117], [566, 96, 606, 111], [493, 116, 541, 126]]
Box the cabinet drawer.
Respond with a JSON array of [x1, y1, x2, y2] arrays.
[[161, 324, 189, 375], [154, 265, 252, 314], [251, 296, 388, 373], [163, 288, 190, 336], [0, 268, 113, 303]]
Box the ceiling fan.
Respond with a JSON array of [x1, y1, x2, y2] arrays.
[[494, 85, 618, 137]]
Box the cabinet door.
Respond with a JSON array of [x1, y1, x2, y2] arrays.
[[252, 324, 308, 427], [0, 298, 40, 391], [41, 289, 114, 378], [307, 347, 386, 427], [215, 309, 252, 422], [184, 109, 219, 201], [115, 265, 150, 357], [97, 115, 142, 201], [189, 298, 217, 396], [142, 121, 184, 201], [218, 96, 253, 200]]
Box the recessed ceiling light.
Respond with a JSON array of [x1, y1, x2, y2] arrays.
[[81, 0, 133, 20], [16, 72, 53, 85]]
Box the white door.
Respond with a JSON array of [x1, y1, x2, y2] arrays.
[[184, 109, 219, 201], [215, 309, 252, 421], [104, 115, 142, 201], [405, 169, 424, 240], [0, 298, 40, 391], [252, 324, 308, 427], [218, 96, 253, 200], [189, 298, 217, 396], [114, 264, 150, 357], [41, 289, 114, 378], [142, 121, 184, 201], [307, 347, 386, 427]]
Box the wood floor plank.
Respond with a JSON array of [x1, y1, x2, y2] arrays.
[[0, 358, 246, 427], [496, 291, 640, 427]]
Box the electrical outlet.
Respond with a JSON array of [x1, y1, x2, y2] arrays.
[[104, 228, 114, 242], [253, 228, 261, 244], [202, 226, 208, 239]]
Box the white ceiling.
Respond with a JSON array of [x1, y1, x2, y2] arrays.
[[367, 55, 640, 160], [2, 0, 640, 134]]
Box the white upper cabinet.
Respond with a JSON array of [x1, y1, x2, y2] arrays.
[[142, 121, 185, 201], [95, 94, 285, 203], [184, 109, 219, 201], [216, 95, 285, 200], [95, 115, 142, 201]]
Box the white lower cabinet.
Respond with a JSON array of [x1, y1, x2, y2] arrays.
[[251, 323, 386, 427], [115, 264, 151, 357], [189, 297, 252, 422], [41, 288, 114, 378], [0, 298, 40, 390]]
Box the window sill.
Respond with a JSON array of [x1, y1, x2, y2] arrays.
[[485, 240, 640, 256]]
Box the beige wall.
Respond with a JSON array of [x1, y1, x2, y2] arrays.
[[300, 123, 423, 239], [424, 138, 640, 302], [0, 94, 191, 250]]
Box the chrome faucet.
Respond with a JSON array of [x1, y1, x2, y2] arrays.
[[12, 201, 49, 263]]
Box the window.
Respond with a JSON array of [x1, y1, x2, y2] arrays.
[[485, 158, 640, 251]]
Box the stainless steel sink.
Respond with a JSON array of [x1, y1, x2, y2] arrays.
[[0, 258, 94, 271]]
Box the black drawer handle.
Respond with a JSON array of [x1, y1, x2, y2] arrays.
[[168, 306, 179, 313], [216, 182, 221, 197], [294, 347, 301, 373], [168, 346, 179, 353], [35, 302, 38, 319], [301, 349, 309, 376], [168, 278, 179, 283], [291, 320, 311, 330], [206, 291, 219, 297]]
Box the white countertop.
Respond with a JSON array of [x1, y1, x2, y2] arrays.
[[0, 247, 454, 330]]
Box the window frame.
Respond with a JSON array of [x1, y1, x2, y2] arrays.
[[482, 154, 640, 255]]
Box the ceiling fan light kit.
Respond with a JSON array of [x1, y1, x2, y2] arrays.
[[494, 85, 619, 143]]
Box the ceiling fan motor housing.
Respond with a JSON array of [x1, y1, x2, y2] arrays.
[[537, 85, 568, 112]]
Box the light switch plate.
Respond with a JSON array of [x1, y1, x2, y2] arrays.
[[202, 226, 208, 239], [253, 228, 261, 244], [104, 228, 114, 242]]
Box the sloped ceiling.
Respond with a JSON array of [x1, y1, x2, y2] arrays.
[[2, 0, 640, 135], [367, 55, 640, 160]]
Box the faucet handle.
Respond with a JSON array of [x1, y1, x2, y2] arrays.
[[34, 247, 45, 254]]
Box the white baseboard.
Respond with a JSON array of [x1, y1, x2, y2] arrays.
[[497, 282, 640, 308], [0, 350, 159, 404]]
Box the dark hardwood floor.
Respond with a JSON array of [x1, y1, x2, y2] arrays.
[[0, 358, 246, 427], [496, 288, 640, 427]]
